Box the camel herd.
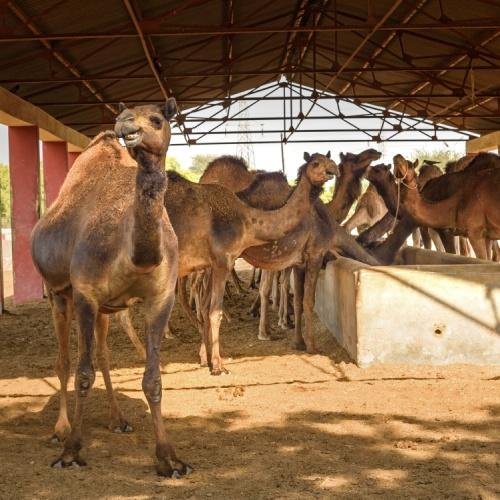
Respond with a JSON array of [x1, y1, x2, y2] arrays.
[[30, 101, 500, 477]]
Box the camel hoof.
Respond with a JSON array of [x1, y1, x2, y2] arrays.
[[113, 422, 134, 433], [51, 456, 86, 469], [306, 348, 318, 355], [50, 433, 66, 444], [257, 333, 272, 341], [210, 367, 230, 376], [157, 461, 193, 478]]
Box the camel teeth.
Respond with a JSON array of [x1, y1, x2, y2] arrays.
[[118, 137, 126, 147]]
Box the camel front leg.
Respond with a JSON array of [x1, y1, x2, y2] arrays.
[[412, 229, 422, 247], [52, 292, 97, 468], [96, 313, 133, 433], [428, 228, 445, 252], [48, 292, 73, 443], [420, 227, 432, 249], [208, 267, 230, 375], [271, 271, 279, 311], [142, 295, 191, 477], [491, 240, 500, 262], [258, 270, 273, 341], [469, 237, 488, 260], [460, 237, 471, 257], [292, 267, 306, 351], [303, 263, 321, 354]]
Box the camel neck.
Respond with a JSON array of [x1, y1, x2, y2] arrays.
[[374, 214, 416, 264], [245, 171, 315, 244], [325, 171, 362, 223], [402, 180, 458, 229], [369, 176, 399, 216], [130, 149, 168, 269]]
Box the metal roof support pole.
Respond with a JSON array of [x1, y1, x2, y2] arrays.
[[337, 0, 430, 96], [286, 0, 404, 141], [6, 1, 115, 116], [122, 0, 191, 144]]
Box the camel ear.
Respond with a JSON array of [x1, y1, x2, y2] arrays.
[[304, 152, 311, 162], [118, 102, 127, 114], [163, 98, 177, 120], [339, 152, 346, 162], [412, 159, 419, 169], [326, 150, 331, 159]]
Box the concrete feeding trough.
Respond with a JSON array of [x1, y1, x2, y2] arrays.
[[315, 247, 500, 367]]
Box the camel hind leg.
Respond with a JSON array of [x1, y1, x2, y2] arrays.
[[257, 270, 273, 341], [95, 313, 133, 433], [48, 291, 73, 443], [292, 267, 306, 351], [278, 267, 293, 330], [117, 310, 146, 361], [207, 267, 230, 375]]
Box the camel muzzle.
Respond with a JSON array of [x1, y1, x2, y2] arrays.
[[115, 122, 144, 148]]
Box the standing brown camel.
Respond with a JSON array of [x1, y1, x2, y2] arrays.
[[234, 151, 381, 351], [199, 150, 380, 347], [393, 153, 500, 259], [31, 101, 191, 477], [121, 152, 339, 374]]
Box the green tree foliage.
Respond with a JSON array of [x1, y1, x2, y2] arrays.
[[165, 156, 182, 172], [0, 163, 10, 227], [411, 147, 463, 171], [165, 155, 199, 182], [189, 154, 218, 176]]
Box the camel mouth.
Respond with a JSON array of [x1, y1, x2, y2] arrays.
[[122, 131, 143, 147]]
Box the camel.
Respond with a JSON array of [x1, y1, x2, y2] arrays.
[[202, 150, 381, 351], [121, 151, 339, 374], [343, 185, 387, 235], [393, 153, 500, 260], [31, 101, 191, 477], [200, 155, 258, 191]]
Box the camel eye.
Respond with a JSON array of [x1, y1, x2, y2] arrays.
[[313, 161, 319, 167], [150, 115, 162, 128]]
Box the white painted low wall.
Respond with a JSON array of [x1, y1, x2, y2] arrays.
[[315, 248, 500, 367]]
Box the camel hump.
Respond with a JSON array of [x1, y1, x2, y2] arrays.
[[85, 130, 117, 150], [204, 155, 250, 173]]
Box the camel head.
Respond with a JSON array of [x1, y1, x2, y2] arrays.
[[301, 151, 339, 186], [339, 148, 382, 176], [114, 99, 177, 159], [393, 154, 419, 184], [365, 163, 393, 185]]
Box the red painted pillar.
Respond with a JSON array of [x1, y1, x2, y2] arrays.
[[8, 126, 44, 304], [43, 141, 68, 207], [67, 151, 80, 170]]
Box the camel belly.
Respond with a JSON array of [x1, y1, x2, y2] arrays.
[[242, 239, 304, 270]]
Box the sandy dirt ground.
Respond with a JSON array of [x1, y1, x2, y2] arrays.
[[0, 271, 498, 500]]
